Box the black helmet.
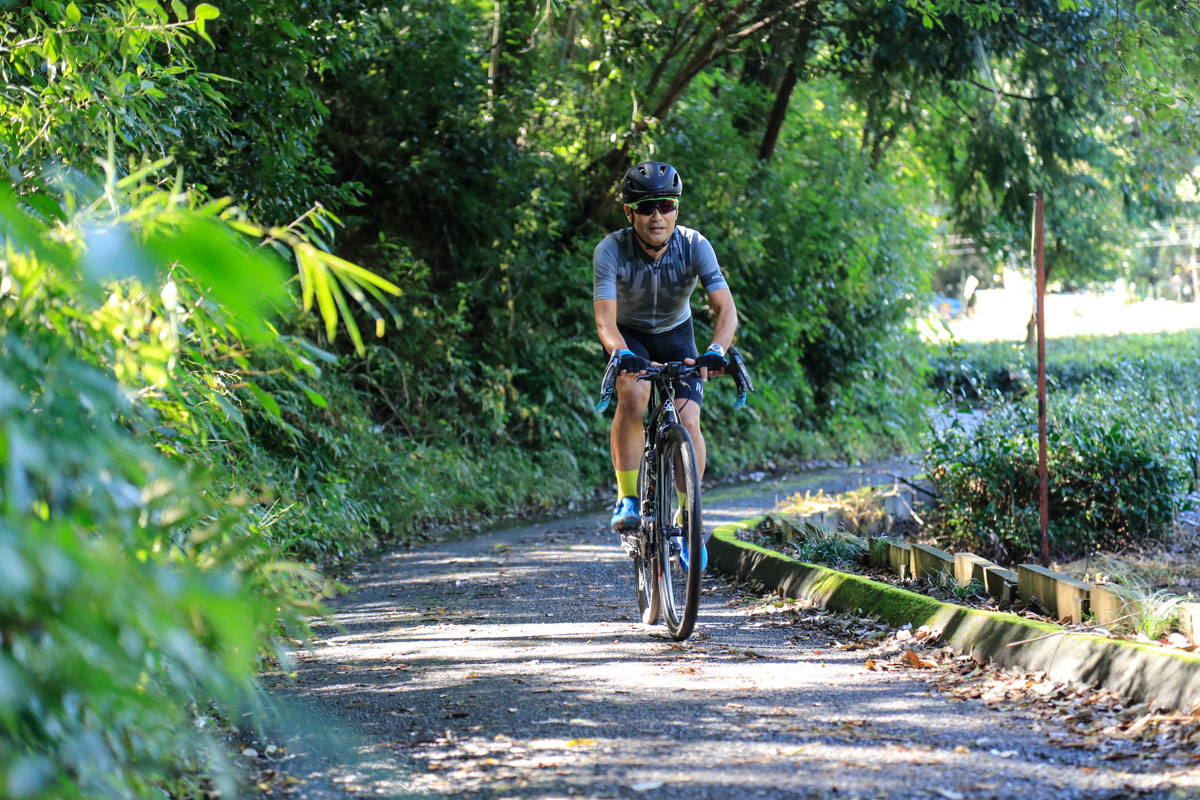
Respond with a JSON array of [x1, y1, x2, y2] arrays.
[[621, 161, 682, 203]]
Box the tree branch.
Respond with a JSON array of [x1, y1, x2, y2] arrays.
[[965, 78, 1054, 102], [519, 0, 554, 53]]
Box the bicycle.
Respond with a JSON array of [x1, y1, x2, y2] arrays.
[[596, 347, 754, 640]]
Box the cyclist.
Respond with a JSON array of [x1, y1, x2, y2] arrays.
[[593, 160, 739, 567]]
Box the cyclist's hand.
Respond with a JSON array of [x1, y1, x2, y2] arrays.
[[616, 349, 649, 376], [697, 348, 727, 381]]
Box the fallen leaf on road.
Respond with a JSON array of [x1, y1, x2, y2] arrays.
[[566, 738, 596, 748], [864, 658, 879, 671], [900, 649, 934, 669]]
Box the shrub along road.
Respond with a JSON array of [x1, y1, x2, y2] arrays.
[[261, 466, 1196, 799]]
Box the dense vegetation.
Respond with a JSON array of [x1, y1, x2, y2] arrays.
[[2, 0, 1198, 795], [924, 333, 1200, 560]]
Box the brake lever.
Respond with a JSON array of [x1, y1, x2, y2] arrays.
[[596, 353, 619, 412], [728, 346, 754, 409]]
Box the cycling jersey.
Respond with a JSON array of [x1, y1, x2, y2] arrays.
[[593, 225, 728, 334]]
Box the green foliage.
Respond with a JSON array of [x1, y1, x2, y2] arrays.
[[0, 2, 228, 186], [793, 534, 867, 570], [1124, 588, 1186, 641], [6, 0, 1200, 792], [668, 75, 936, 458], [926, 331, 1200, 562], [924, 392, 1194, 561], [779, 522, 867, 570], [930, 331, 1200, 398], [931, 571, 984, 601], [0, 174, 338, 796]]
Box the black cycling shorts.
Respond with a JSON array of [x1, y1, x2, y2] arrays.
[[612, 318, 703, 408]]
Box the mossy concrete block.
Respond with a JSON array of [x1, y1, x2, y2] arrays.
[[954, 553, 994, 587], [911, 543, 953, 580], [1091, 583, 1133, 627], [1018, 564, 1090, 624], [1179, 602, 1200, 646], [983, 566, 1017, 604], [709, 519, 1200, 714], [776, 513, 840, 543], [886, 540, 912, 579], [777, 511, 839, 538]]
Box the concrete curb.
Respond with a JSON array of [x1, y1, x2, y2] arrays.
[[709, 517, 1200, 713]]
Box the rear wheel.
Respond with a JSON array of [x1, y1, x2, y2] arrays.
[[632, 556, 659, 624], [633, 451, 660, 624], [655, 424, 702, 640]]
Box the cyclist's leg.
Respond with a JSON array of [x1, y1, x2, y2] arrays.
[[612, 375, 651, 471], [678, 400, 705, 482], [610, 328, 652, 528], [647, 319, 704, 481]]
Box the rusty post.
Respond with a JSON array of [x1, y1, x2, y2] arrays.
[[1035, 191, 1049, 567]]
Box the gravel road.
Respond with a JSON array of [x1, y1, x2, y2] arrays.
[[260, 466, 1195, 799]]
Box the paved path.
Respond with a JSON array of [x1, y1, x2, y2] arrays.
[[262, 466, 1189, 799]]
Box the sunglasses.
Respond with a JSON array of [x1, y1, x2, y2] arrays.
[[629, 197, 679, 216]]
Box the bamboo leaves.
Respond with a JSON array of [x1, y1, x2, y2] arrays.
[[293, 240, 402, 355]]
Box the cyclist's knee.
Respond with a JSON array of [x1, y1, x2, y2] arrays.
[[680, 403, 702, 431], [615, 378, 651, 410]]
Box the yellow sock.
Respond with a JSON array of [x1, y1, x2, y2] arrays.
[[616, 469, 639, 499], [678, 490, 687, 510]]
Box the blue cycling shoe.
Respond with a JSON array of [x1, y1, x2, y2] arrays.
[[675, 509, 708, 571], [610, 496, 640, 531], [680, 538, 708, 572]]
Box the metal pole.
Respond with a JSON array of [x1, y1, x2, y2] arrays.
[[1035, 191, 1050, 567]]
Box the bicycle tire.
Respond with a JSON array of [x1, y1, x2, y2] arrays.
[[655, 423, 702, 640], [632, 557, 660, 624], [634, 451, 661, 624]]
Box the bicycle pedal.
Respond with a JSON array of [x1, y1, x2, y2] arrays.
[[619, 533, 640, 558]]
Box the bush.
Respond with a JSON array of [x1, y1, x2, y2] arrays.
[[924, 394, 1193, 561], [929, 331, 1200, 400]]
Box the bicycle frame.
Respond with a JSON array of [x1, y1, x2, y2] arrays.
[[635, 366, 690, 552]]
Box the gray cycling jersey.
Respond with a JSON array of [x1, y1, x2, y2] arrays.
[[592, 225, 728, 334]]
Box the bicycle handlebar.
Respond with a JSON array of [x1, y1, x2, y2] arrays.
[[595, 346, 755, 413]]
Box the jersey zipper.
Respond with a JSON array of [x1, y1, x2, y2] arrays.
[[651, 255, 659, 330]]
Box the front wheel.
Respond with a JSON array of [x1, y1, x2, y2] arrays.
[[655, 423, 703, 640]]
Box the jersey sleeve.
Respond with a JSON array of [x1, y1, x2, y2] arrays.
[[593, 235, 620, 302], [692, 232, 729, 293]]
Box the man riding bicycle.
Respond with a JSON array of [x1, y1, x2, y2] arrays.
[[593, 161, 739, 567]]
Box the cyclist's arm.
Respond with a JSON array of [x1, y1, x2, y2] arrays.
[[694, 288, 738, 379], [594, 299, 628, 356], [706, 288, 738, 353]]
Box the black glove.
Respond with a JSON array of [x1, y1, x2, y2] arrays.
[[697, 348, 727, 372], [616, 349, 648, 374]]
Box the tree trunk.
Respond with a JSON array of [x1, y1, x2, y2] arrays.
[[757, 64, 797, 162], [756, 5, 817, 162]]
